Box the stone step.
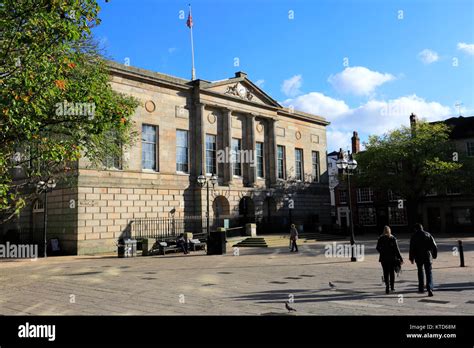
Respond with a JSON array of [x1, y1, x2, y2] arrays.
[[232, 237, 268, 248], [232, 234, 346, 248]]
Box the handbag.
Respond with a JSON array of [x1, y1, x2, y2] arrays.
[[394, 258, 402, 276]]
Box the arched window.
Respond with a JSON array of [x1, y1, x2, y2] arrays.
[[33, 199, 44, 213]]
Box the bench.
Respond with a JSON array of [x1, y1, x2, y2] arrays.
[[146, 235, 207, 256], [188, 239, 206, 252], [156, 241, 182, 255]]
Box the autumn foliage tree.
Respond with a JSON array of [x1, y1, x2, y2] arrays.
[[356, 121, 473, 228], [0, 0, 138, 221]]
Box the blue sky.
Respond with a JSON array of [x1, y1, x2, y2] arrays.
[[93, 0, 474, 151]]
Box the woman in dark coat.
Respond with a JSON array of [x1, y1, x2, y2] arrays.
[[376, 226, 403, 294], [289, 224, 299, 252]]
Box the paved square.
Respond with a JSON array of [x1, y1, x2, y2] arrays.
[[0, 235, 472, 315]]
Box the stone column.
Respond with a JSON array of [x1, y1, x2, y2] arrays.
[[194, 102, 206, 176], [223, 108, 233, 185], [246, 113, 256, 187], [268, 118, 278, 186]]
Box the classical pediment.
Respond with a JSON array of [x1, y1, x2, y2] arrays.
[[201, 77, 281, 108]]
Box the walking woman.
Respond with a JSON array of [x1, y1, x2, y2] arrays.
[[376, 226, 404, 294], [289, 224, 299, 252]]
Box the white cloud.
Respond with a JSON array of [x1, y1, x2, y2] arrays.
[[344, 95, 451, 135], [284, 91, 452, 151], [327, 130, 353, 152], [328, 66, 395, 96], [418, 49, 439, 64], [457, 42, 474, 55], [255, 79, 265, 88], [283, 92, 350, 118], [281, 74, 303, 97]]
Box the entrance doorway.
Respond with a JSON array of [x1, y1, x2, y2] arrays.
[[239, 196, 255, 225]]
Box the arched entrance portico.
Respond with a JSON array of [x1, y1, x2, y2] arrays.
[[239, 196, 255, 225], [259, 196, 280, 234], [213, 195, 230, 218], [263, 196, 277, 219]]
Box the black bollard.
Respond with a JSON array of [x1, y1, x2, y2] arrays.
[[458, 240, 465, 267]]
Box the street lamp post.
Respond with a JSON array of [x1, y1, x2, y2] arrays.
[[37, 179, 57, 258], [288, 193, 294, 226], [336, 152, 358, 262], [197, 173, 218, 238]]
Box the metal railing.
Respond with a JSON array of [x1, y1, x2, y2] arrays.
[[130, 215, 247, 241], [0, 228, 45, 255], [0, 228, 44, 244], [131, 216, 201, 240]]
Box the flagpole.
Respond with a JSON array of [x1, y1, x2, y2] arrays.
[[189, 4, 196, 80]]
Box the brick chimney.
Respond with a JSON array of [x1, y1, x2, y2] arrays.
[[351, 131, 360, 154], [410, 113, 417, 130], [338, 148, 344, 159]]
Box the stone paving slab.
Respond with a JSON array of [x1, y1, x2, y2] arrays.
[[0, 236, 472, 316]]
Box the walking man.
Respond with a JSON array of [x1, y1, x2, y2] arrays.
[[289, 224, 299, 252], [409, 223, 437, 297]]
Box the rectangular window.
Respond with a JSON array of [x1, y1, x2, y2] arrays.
[[231, 138, 241, 176], [312, 151, 320, 182], [295, 148, 303, 181], [104, 150, 122, 170], [467, 142, 474, 157], [452, 207, 472, 225], [388, 206, 407, 225], [206, 134, 217, 175], [446, 187, 461, 195], [256, 142, 264, 178], [339, 190, 347, 204], [358, 207, 376, 226], [142, 124, 157, 171], [357, 188, 374, 203], [103, 131, 122, 170], [176, 130, 188, 173], [277, 145, 286, 179], [388, 189, 403, 201]]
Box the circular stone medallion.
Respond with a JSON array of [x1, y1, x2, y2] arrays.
[[207, 113, 217, 124], [295, 131, 302, 140], [145, 100, 156, 113]]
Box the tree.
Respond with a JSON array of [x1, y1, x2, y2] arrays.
[[356, 121, 472, 227], [0, 0, 139, 221]]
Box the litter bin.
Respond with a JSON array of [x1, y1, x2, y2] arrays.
[[207, 228, 226, 255], [118, 238, 137, 258], [141, 238, 156, 256]]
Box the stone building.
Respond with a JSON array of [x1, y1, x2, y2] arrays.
[[4, 62, 331, 255]]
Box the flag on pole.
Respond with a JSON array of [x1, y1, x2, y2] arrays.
[[187, 4, 196, 80], [186, 11, 193, 28]]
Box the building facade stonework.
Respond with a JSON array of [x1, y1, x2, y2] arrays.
[[7, 62, 332, 255]]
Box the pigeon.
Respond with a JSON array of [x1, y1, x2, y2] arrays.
[[329, 282, 336, 289], [285, 302, 296, 312]]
